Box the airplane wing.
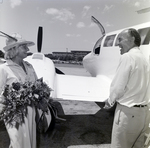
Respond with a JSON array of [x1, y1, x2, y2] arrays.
[[54, 74, 111, 102], [25, 53, 111, 102]]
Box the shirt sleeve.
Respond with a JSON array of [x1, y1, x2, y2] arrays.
[[108, 54, 132, 106]]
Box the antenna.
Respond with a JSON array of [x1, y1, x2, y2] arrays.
[[137, 7, 150, 14], [91, 16, 105, 36], [0, 31, 17, 41]]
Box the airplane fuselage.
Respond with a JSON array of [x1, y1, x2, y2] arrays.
[[83, 22, 150, 79]]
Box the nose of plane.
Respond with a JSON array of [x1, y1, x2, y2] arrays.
[[83, 52, 100, 77], [83, 53, 92, 73]]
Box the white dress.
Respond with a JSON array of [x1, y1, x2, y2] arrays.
[[0, 60, 38, 148]]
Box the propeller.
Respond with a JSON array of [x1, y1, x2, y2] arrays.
[[36, 26, 64, 74], [37, 26, 43, 52], [91, 16, 105, 36]]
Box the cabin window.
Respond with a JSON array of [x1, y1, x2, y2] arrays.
[[103, 34, 116, 47], [138, 27, 150, 45], [93, 36, 104, 55], [115, 35, 119, 46]]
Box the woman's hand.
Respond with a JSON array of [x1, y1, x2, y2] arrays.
[[0, 104, 5, 113], [0, 95, 6, 113]]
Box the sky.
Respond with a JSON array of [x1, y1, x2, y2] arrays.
[[0, 0, 150, 54]]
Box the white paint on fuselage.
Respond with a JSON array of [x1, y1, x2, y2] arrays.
[[24, 53, 56, 97], [83, 22, 150, 79]]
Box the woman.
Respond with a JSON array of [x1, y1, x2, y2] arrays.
[[0, 33, 38, 148]]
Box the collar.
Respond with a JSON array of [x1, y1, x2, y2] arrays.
[[6, 60, 26, 67], [128, 47, 140, 53]]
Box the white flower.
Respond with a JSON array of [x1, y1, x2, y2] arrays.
[[34, 94, 39, 99]]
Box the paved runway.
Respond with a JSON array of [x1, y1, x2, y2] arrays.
[[37, 110, 113, 148], [0, 101, 114, 148]]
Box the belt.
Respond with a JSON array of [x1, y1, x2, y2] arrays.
[[133, 105, 147, 107]]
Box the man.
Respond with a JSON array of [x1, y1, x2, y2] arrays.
[[104, 28, 150, 148]]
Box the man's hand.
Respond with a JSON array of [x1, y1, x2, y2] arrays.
[[103, 99, 112, 109]]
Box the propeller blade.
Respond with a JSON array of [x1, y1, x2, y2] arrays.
[[37, 26, 43, 52], [91, 16, 105, 36]]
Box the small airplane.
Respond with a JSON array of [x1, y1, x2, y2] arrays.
[[24, 21, 112, 103], [1, 16, 150, 113], [25, 16, 150, 102], [0, 10, 150, 148], [25, 16, 150, 148]]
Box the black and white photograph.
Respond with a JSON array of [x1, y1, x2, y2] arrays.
[[0, 0, 150, 148]]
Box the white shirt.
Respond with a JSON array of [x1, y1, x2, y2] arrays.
[[108, 47, 150, 107]]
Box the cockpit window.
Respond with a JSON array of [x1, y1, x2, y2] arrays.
[[115, 34, 120, 46], [104, 34, 116, 47], [138, 27, 150, 45], [93, 36, 104, 55]]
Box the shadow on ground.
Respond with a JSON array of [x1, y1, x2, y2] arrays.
[[0, 103, 115, 148], [37, 108, 114, 148]]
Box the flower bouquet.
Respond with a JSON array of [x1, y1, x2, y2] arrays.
[[0, 78, 53, 126]]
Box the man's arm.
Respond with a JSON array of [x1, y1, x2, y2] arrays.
[[104, 54, 132, 108], [103, 98, 112, 109]]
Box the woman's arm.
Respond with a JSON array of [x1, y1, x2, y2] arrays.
[[0, 66, 7, 112]]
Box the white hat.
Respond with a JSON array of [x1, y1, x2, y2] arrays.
[[3, 33, 35, 51]]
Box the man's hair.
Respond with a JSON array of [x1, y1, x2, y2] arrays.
[[128, 28, 141, 47]]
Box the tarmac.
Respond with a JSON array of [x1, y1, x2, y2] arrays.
[[0, 101, 115, 148], [37, 101, 114, 148]]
